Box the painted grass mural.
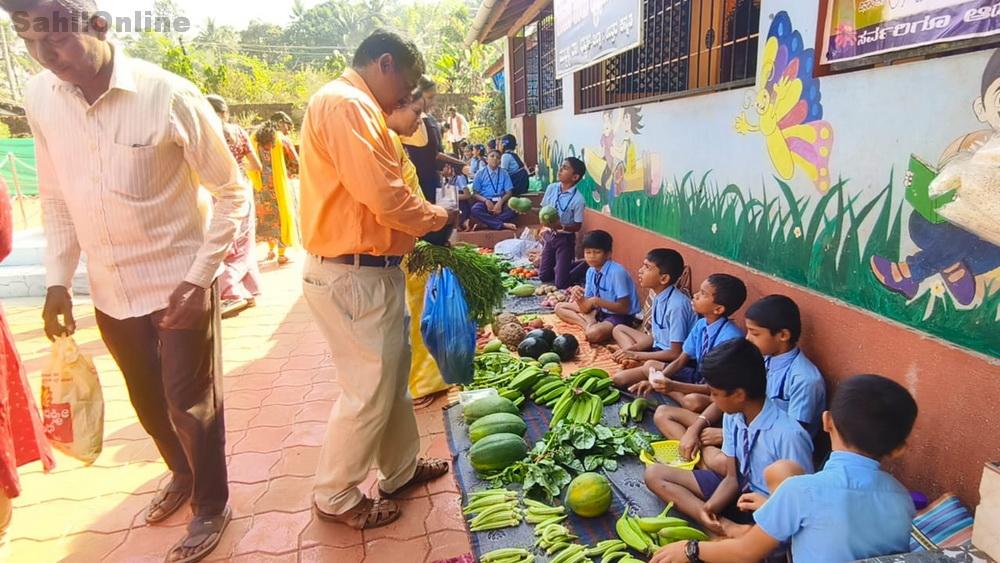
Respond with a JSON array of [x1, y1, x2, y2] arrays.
[[537, 144, 999, 358]]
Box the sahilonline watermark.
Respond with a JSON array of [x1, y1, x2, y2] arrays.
[[10, 10, 191, 34]]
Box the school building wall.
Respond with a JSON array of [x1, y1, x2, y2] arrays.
[[521, 0, 1000, 506]]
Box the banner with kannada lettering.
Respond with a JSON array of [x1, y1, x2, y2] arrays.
[[554, 0, 643, 78], [823, 0, 1000, 64]]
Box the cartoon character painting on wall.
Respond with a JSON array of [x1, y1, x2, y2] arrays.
[[871, 49, 1000, 311], [583, 106, 662, 212], [736, 11, 835, 193]]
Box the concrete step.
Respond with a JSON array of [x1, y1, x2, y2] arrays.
[[0, 264, 90, 299], [6, 228, 47, 267]]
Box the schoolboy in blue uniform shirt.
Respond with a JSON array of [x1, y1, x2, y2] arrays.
[[631, 274, 746, 413], [657, 295, 827, 477], [469, 149, 517, 231], [539, 158, 589, 289], [745, 295, 826, 436], [651, 374, 918, 563], [555, 230, 641, 344], [612, 249, 697, 388], [644, 339, 813, 538]]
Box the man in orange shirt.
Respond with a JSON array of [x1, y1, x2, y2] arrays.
[[299, 30, 458, 530]]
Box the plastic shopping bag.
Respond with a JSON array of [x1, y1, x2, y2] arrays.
[[40, 336, 104, 465], [420, 267, 477, 385]]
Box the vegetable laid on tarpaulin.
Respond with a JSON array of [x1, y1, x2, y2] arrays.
[[486, 423, 658, 499], [406, 241, 506, 326]]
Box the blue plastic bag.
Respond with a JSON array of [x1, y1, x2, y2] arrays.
[[420, 267, 477, 385]]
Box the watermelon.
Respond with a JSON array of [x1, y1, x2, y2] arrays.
[[468, 412, 527, 443], [508, 197, 532, 214], [552, 334, 580, 361], [539, 205, 559, 226], [517, 337, 550, 359], [565, 472, 613, 517], [469, 433, 528, 473], [463, 396, 519, 424]]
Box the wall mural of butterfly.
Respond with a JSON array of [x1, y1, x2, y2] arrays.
[[735, 11, 835, 193]]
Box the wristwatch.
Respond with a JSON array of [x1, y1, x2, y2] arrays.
[[685, 539, 704, 563]]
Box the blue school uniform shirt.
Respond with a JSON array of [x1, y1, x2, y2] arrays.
[[449, 174, 469, 192], [721, 399, 814, 495], [682, 317, 744, 365], [765, 348, 826, 437], [500, 152, 522, 175], [469, 157, 486, 176], [754, 451, 915, 563], [649, 287, 697, 351], [473, 167, 513, 201], [584, 261, 641, 317], [541, 183, 586, 226]]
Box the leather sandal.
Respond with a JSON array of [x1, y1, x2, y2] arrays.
[[379, 458, 450, 499], [314, 496, 400, 530], [164, 506, 231, 563], [145, 483, 192, 524]]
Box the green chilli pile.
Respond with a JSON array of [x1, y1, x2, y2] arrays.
[[406, 242, 506, 326]]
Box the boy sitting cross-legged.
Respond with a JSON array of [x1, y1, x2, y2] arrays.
[[611, 249, 697, 385], [650, 374, 918, 563], [644, 338, 814, 538], [655, 294, 827, 473], [628, 274, 746, 412], [555, 230, 641, 344]]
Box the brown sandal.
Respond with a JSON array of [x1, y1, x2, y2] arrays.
[[314, 496, 400, 530], [379, 458, 450, 499]]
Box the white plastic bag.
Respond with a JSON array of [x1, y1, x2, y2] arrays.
[[494, 228, 543, 260], [930, 133, 1000, 246], [40, 336, 104, 465]]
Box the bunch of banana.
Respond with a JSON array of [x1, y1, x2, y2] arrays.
[[480, 547, 536, 563], [506, 366, 547, 394], [550, 388, 603, 427], [618, 398, 652, 425], [498, 388, 526, 408], [635, 503, 689, 533], [569, 368, 621, 406], [659, 525, 709, 542], [530, 375, 570, 407], [615, 511, 658, 554], [464, 489, 523, 532], [585, 539, 629, 560], [523, 498, 568, 525]]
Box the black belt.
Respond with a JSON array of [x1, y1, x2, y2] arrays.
[[319, 254, 403, 268]]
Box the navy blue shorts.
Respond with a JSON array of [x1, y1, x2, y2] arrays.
[[693, 470, 757, 525], [673, 365, 702, 384], [595, 311, 637, 327]]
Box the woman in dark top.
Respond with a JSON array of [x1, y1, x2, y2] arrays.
[[403, 76, 465, 203]]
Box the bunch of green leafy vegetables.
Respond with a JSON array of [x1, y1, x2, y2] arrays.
[[487, 423, 658, 499]]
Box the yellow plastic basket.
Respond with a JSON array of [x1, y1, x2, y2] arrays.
[[639, 440, 700, 470]]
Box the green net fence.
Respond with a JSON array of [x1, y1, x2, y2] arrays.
[[0, 139, 38, 196]]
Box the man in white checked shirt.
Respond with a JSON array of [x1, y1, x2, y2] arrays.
[[6, 1, 247, 561]]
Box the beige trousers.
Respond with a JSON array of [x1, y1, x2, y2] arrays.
[[303, 256, 419, 515]]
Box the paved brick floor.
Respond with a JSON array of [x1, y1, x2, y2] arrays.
[[1, 259, 470, 562]]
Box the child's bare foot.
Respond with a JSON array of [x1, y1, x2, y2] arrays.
[[719, 518, 753, 539], [621, 359, 641, 369]]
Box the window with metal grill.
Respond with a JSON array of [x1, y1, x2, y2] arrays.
[[576, 0, 762, 114], [510, 6, 563, 117]]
